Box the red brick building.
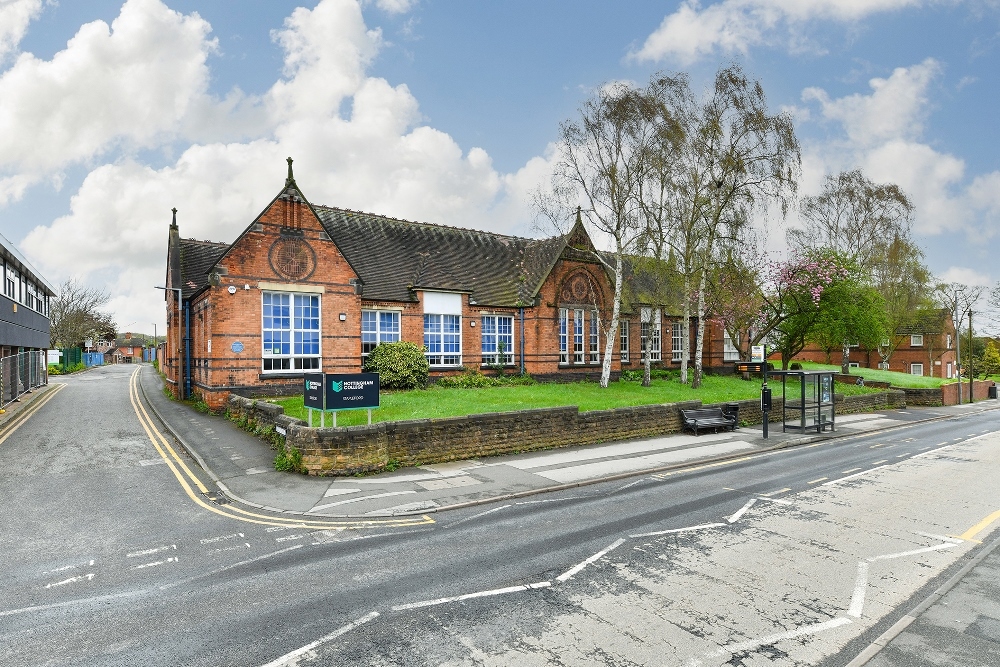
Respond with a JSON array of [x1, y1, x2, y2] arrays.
[[162, 161, 732, 408], [794, 309, 958, 378]]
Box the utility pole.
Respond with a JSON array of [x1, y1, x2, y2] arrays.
[[954, 292, 963, 404], [969, 310, 974, 403]]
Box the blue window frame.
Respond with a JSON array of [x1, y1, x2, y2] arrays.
[[424, 314, 461, 366], [263, 292, 320, 372]]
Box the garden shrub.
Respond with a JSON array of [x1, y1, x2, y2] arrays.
[[620, 368, 677, 382], [363, 341, 429, 390], [435, 369, 535, 389]]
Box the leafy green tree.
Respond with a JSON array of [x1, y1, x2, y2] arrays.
[[807, 279, 889, 374], [979, 340, 1000, 378]]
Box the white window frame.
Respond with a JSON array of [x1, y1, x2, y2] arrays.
[[723, 330, 740, 362], [262, 291, 321, 373], [3, 264, 15, 300], [671, 321, 682, 362], [947, 334, 952, 349], [573, 309, 585, 364], [639, 308, 661, 362], [424, 313, 462, 367], [946, 361, 953, 378], [620, 320, 629, 363], [559, 308, 568, 364], [849, 362, 860, 368], [910, 334, 923, 347], [589, 312, 600, 364], [910, 363, 924, 376], [481, 314, 514, 366], [361, 309, 400, 362]]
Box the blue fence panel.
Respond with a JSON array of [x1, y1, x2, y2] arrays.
[[82, 352, 104, 367]]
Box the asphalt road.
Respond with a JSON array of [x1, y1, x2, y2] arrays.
[[2, 363, 999, 666]]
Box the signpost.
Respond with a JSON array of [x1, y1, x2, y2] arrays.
[[302, 372, 380, 428]]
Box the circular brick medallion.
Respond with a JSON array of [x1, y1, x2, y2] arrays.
[[268, 236, 316, 280]]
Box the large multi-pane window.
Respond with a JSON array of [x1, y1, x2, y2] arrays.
[[424, 314, 461, 366], [361, 310, 400, 362], [620, 320, 629, 363], [639, 308, 661, 362], [481, 315, 514, 366], [262, 292, 320, 372], [589, 313, 600, 364], [559, 309, 569, 363], [672, 322, 683, 362]]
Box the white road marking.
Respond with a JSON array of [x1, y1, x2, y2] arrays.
[[132, 556, 179, 570], [45, 573, 95, 589], [756, 497, 793, 505], [612, 478, 650, 494], [392, 582, 551, 612], [847, 542, 957, 618], [139, 458, 168, 466], [823, 463, 898, 486], [126, 545, 176, 558], [160, 545, 304, 591], [209, 544, 252, 555], [630, 523, 725, 538], [307, 490, 416, 513], [258, 611, 381, 667], [556, 539, 627, 582], [515, 497, 586, 505], [322, 487, 362, 498], [914, 532, 963, 545], [715, 617, 852, 655], [43, 559, 94, 574], [447, 505, 512, 529], [275, 534, 308, 543], [200, 533, 245, 545], [728, 499, 756, 523]]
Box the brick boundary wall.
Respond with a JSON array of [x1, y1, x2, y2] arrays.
[[897, 380, 996, 407], [227, 389, 906, 476]]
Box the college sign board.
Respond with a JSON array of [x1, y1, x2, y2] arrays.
[[302, 372, 380, 411], [325, 373, 380, 410]]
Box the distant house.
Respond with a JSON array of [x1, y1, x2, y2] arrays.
[[795, 308, 958, 378], [161, 160, 736, 409]]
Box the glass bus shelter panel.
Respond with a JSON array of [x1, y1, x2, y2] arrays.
[[771, 370, 836, 434]]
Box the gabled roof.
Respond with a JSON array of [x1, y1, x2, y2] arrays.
[[179, 238, 227, 299], [314, 206, 574, 307], [896, 308, 951, 335]]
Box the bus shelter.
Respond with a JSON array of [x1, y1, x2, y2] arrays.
[[769, 369, 836, 433]]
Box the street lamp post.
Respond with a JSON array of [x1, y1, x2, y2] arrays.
[[154, 285, 188, 400]]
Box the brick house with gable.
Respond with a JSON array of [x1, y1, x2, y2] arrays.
[[793, 308, 958, 378], [162, 160, 732, 409]]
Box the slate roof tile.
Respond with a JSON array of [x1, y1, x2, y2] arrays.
[[178, 239, 228, 299]]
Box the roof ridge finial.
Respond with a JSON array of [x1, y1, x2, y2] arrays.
[[171, 207, 178, 229], [575, 205, 582, 225], [285, 157, 295, 187]]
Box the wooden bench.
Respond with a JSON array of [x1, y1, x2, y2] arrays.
[[680, 407, 737, 436]]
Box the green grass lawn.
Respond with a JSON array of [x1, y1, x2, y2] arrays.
[[271, 373, 880, 427], [792, 361, 952, 388]]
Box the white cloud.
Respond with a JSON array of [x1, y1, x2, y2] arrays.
[[936, 266, 991, 286], [366, 0, 416, 15], [17, 0, 546, 331], [632, 0, 930, 64], [0, 0, 218, 178], [797, 58, 1000, 240], [0, 0, 43, 61], [802, 58, 941, 146]]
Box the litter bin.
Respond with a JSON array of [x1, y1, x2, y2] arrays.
[[989, 384, 997, 400], [722, 402, 740, 429]]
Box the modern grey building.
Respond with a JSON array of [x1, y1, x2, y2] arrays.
[[0, 231, 54, 356]]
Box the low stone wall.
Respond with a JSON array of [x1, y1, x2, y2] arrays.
[[229, 389, 907, 476]]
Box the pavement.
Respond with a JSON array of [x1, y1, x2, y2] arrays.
[[136, 363, 1000, 521]]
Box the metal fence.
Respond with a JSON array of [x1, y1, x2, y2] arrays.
[[1, 350, 48, 408]]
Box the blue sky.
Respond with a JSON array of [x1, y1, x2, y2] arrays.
[[1, 0, 998, 334]]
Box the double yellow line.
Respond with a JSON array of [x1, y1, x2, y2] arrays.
[[128, 367, 433, 529], [0, 383, 66, 447]]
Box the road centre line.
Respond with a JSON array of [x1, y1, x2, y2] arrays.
[[132, 557, 179, 570], [259, 611, 381, 667], [159, 545, 304, 591], [200, 533, 245, 544], [556, 539, 626, 582], [756, 497, 793, 505], [45, 573, 95, 589], [447, 504, 512, 528], [824, 463, 899, 486], [728, 499, 756, 523], [127, 545, 176, 558], [630, 523, 725, 538], [873, 460, 889, 465], [43, 560, 94, 574], [391, 582, 551, 612]]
